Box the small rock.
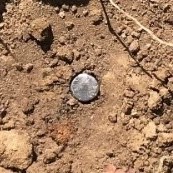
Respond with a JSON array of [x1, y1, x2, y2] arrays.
[[116, 26, 124, 35], [0, 23, 5, 29], [124, 89, 135, 98], [71, 5, 77, 13], [108, 114, 117, 123], [14, 63, 23, 71], [129, 40, 140, 54], [83, 9, 89, 16], [90, 9, 103, 25], [49, 58, 59, 67], [126, 35, 133, 45], [106, 151, 114, 158], [21, 98, 35, 115], [154, 68, 170, 82], [55, 65, 72, 81], [62, 4, 69, 11], [158, 133, 173, 147], [123, 100, 134, 115], [100, 34, 105, 39], [157, 123, 167, 132], [0, 68, 7, 77], [132, 4, 137, 11], [128, 130, 147, 153], [2, 120, 15, 130], [65, 21, 74, 30], [0, 102, 8, 118], [73, 49, 81, 60], [41, 67, 52, 78], [23, 63, 33, 73], [163, 4, 171, 12], [57, 47, 74, 64], [142, 121, 157, 140], [58, 36, 66, 45], [94, 47, 102, 56], [148, 91, 162, 110], [43, 149, 57, 164], [131, 31, 140, 38], [159, 87, 170, 99], [104, 164, 116, 173], [59, 11, 65, 19], [30, 17, 51, 41], [0, 130, 33, 170], [149, 79, 161, 90], [67, 98, 78, 106], [54, 7, 60, 13]]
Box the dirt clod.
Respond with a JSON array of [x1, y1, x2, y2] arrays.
[[21, 98, 35, 115], [142, 121, 157, 140], [90, 9, 103, 25], [30, 17, 50, 42], [148, 91, 162, 111], [0, 130, 33, 170], [158, 133, 173, 147], [57, 46, 74, 64]]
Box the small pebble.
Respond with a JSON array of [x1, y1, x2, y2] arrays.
[[90, 9, 103, 25], [62, 4, 69, 11], [131, 31, 140, 39], [124, 89, 135, 98], [14, 63, 23, 71], [65, 21, 74, 30], [129, 40, 140, 54], [58, 36, 66, 45], [57, 49, 74, 64], [73, 49, 81, 60], [59, 11, 65, 19], [49, 58, 59, 67], [71, 5, 77, 13], [108, 114, 117, 123], [95, 48, 102, 56], [0, 23, 4, 29], [126, 35, 133, 45], [24, 63, 33, 73], [55, 7, 60, 13], [67, 98, 78, 106], [83, 9, 89, 17]]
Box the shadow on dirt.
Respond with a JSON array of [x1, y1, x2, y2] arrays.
[[40, 0, 89, 6]]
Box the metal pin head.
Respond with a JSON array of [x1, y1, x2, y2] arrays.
[[70, 73, 99, 102]]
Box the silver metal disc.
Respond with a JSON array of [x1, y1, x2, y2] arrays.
[[70, 73, 99, 102]]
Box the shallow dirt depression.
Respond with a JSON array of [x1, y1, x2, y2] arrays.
[[1, 0, 173, 173]]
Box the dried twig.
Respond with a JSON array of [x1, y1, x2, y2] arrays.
[[109, 0, 173, 47], [100, 0, 153, 78]]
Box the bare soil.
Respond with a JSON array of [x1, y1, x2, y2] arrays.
[[1, 0, 173, 173]]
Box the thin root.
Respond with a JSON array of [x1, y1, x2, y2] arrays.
[[109, 0, 173, 47]]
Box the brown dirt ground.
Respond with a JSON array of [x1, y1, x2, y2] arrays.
[[1, 0, 173, 173]]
